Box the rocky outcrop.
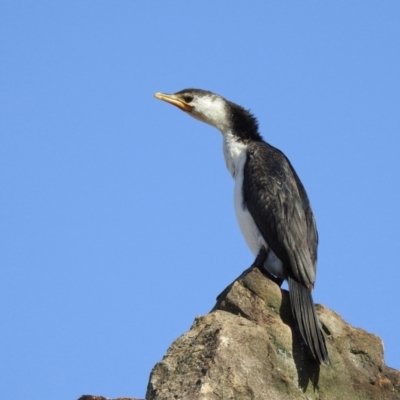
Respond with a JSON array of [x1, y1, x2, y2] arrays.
[[78, 268, 399, 400], [146, 267, 400, 400]]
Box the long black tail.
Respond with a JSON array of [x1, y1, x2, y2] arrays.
[[288, 277, 329, 364]]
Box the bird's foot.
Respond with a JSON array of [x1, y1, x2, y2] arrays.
[[215, 264, 256, 302], [258, 268, 284, 287], [250, 248, 284, 287], [215, 248, 283, 303]]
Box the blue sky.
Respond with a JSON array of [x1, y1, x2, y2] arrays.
[[1, 2, 399, 399]]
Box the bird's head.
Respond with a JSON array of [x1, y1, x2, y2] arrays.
[[154, 88, 261, 141], [154, 89, 231, 132]]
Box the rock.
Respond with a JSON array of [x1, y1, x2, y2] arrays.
[[146, 267, 400, 400]]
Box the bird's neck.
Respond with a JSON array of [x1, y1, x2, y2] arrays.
[[222, 130, 249, 178], [225, 100, 262, 142], [212, 100, 263, 178]]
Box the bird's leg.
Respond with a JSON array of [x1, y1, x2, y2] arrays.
[[252, 247, 268, 269], [253, 248, 284, 287], [260, 271, 284, 287], [216, 248, 284, 302], [216, 248, 268, 301]]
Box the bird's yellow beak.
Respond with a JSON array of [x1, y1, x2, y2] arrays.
[[154, 92, 194, 112]]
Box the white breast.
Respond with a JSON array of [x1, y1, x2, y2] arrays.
[[233, 160, 268, 257], [222, 132, 284, 278], [223, 132, 266, 256]]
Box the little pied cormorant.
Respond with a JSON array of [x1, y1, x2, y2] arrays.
[[154, 89, 329, 364]]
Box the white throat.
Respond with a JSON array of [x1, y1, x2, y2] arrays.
[[222, 131, 249, 179], [191, 96, 231, 132], [188, 95, 249, 179]]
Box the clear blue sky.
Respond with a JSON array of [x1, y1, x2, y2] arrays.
[[1, 2, 399, 399]]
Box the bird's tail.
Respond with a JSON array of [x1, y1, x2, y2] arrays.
[[288, 277, 330, 364]]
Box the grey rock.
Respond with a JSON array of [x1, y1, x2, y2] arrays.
[[146, 268, 400, 400]]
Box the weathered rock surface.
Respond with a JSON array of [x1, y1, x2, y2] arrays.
[[146, 267, 400, 400]]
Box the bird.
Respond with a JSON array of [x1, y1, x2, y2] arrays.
[[154, 88, 329, 364]]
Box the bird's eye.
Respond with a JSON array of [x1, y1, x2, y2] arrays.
[[182, 94, 194, 103]]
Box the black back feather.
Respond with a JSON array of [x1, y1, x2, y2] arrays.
[[243, 141, 318, 287], [242, 141, 328, 363]]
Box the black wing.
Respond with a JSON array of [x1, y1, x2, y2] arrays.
[[243, 141, 318, 288]]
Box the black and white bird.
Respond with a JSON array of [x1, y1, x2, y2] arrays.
[[154, 89, 329, 364]]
